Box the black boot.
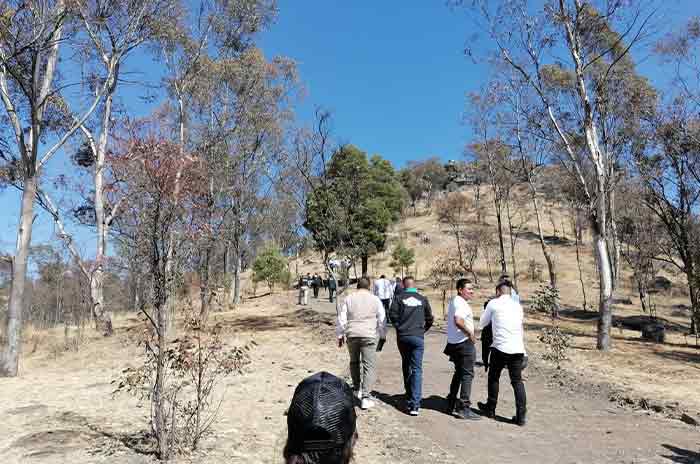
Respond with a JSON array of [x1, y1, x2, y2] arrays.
[[477, 401, 496, 419], [446, 396, 457, 415], [512, 409, 527, 426]]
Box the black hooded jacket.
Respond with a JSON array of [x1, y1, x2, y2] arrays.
[[389, 290, 434, 338]]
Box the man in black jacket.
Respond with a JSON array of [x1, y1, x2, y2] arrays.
[[388, 276, 434, 416]]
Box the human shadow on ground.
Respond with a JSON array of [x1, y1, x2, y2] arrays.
[[220, 314, 298, 332], [373, 392, 512, 423], [660, 444, 700, 464]]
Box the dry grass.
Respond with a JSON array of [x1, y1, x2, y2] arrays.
[[290, 190, 700, 417]]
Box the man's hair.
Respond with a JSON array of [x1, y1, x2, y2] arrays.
[[456, 278, 472, 291], [380, 274, 386, 279], [357, 277, 370, 290], [496, 278, 513, 293], [403, 276, 415, 288]]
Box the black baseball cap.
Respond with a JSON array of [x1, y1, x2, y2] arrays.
[[286, 372, 356, 453]]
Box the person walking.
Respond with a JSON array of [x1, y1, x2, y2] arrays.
[[311, 273, 320, 299], [298, 274, 310, 305], [328, 274, 337, 303], [443, 278, 481, 420], [373, 275, 393, 313], [477, 278, 528, 426], [336, 277, 387, 410], [388, 276, 434, 416]]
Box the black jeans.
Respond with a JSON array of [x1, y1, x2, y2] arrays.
[[446, 341, 476, 406], [486, 348, 526, 414], [328, 288, 336, 302], [313, 286, 319, 298]]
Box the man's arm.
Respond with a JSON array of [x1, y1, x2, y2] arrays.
[[479, 303, 493, 329], [336, 299, 348, 347], [455, 316, 477, 343], [423, 297, 434, 332], [388, 295, 400, 325], [376, 298, 387, 339]]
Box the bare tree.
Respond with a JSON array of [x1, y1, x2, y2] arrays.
[[0, 0, 113, 375], [436, 192, 480, 283], [466, 0, 658, 349]]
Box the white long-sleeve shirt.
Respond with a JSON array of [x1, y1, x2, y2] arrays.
[[479, 294, 526, 354], [373, 278, 393, 300], [336, 289, 387, 340]]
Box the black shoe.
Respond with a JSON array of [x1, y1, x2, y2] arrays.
[[512, 411, 527, 426], [454, 406, 482, 420], [477, 401, 496, 419], [446, 397, 457, 415]]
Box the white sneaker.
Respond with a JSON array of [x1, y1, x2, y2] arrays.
[[353, 389, 362, 400], [361, 398, 376, 410], [409, 409, 420, 416]]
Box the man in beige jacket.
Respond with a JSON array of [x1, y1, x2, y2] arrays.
[[336, 277, 387, 409]]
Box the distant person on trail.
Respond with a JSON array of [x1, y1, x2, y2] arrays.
[[478, 278, 527, 426], [311, 273, 321, 299], [336, 277, 387, 410], [388, 276, 434, 416], [284, 371, 357, 464], [373, 274, 393, 313], [298, 274, 310, 305], [443, 278, 481, 420], [328, 275, 337, 303]]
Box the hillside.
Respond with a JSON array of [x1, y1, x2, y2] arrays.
[[292, 186, 700, 419]]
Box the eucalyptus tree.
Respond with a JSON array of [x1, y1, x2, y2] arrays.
[[0, 0, 114, 375], [466, 0, 658, 349], [156, 0, 279, 325]]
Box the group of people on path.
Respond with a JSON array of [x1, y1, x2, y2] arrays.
[[284, 274, 527, 464], [298, 272, 337, 305], [336, 274, 527, 422]]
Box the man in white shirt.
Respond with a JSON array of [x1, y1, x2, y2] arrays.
[[477, 278, 527, 426], [443, 278, 481, 420], [336, 277, 387, 410], [373, 275, 393, 312]]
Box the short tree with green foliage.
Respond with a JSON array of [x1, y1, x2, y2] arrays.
[[305, 145, 405, 275], [252, 248, 289, 293], [390, 242, 415, 278]]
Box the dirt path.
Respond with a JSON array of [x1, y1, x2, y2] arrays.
[[1, 292, 698, 463], [312, 296, 700, 464]]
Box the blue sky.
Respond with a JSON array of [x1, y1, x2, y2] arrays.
[[1, 0, 698, 255]]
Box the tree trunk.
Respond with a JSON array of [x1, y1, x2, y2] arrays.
[[199, 248, 211, 323], [90, 63, 118, 337], [233, 255, 241, 305], [1, 176, 38, 376], [529, 181, 558, 295], [505, 198, 519, 290], [573, 211, 587, 311], [593, 230, 614, 351], [361, 255, 368, 276], [495, 203, 507, 275], [687, 269, 699, 337]]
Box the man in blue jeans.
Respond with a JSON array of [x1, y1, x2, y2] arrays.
[[388, 276, 434, 416]]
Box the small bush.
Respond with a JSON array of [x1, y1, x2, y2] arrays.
[[531, 284, 560, 317], [252, 247, 289, 293], [113, 310, 252, 455], [538, 326, 572, 366]]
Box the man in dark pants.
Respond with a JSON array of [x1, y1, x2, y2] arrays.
[[328, 275, 337, 303], [477, 279, 527, 426], [388, 276, 434, 416], [443, 278, 481, 420]]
